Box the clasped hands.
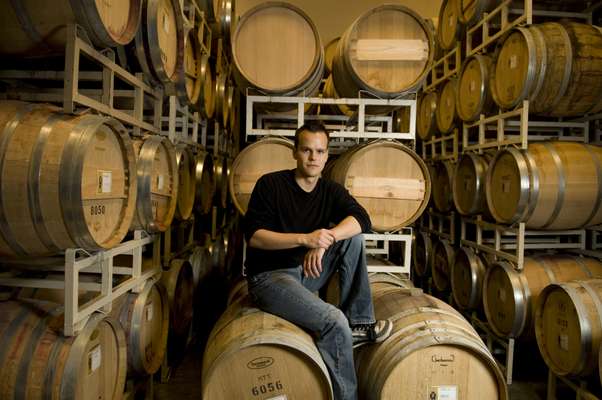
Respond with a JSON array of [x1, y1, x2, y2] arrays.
[[302, 228, 336, 279]]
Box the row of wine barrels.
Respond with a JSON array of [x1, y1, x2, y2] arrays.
[[175, 145, 196, 220], [133, 0, 184, 85], [195, 151, 217, 215], [202, 295, 333, 399], [325, 140, 431, 232], [0, 101, 137, 257], [332, 5, 434, 100], [483, 254, 602, 339], [491, 22, 602, 116], [437, 0, 463, 51], [232, 2, 324, 101], [0, 0, 141, 55], [412, 231, 432, 277], [356, 282, 508, 399], [536, 278, 602, 379], [0, 299, 127, 399], [131, 135, 178, 232]]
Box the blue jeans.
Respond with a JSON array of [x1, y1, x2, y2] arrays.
[[247, 235, 375, 400]]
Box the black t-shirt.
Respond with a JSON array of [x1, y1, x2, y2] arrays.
[[243, 169, 371, 275]]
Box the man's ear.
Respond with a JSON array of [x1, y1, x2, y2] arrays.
[[292, 147, 298, 160]]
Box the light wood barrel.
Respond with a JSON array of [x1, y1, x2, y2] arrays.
[[214, 73, 229, 126], [483, 255, 602, 339], [131, 135, 178, 232], [491, 22, 602, 116], [536, 279, 602, 377], [486, 142, 602, 230], [451, 247, 488, 310], [175, 145, 196, 220], [324, 37, 340, 75], [175, 26, 206, 107], [202, 296, 333, 400], [232, 2, 324, 97], [432, 160, 455, 212], [432, 238, 455, 291], [195, 151, 216, 215], [436, 78, 458, 133], [456, 0, 496, 26], [356, 284, 508, 400], [412, 231, 432, 277], [326, 140, 431, 232], [0, 101, 137, 257], [199, 61, 216, 119], [322, 74, 354, 116], [112, 279, 169, 375], [457, 54, 495, 121], [437, 0, 463, 51], [134, 0, 184, 84], [0, 300, 127, 400], [453, 152, 492, 215], [0, 0, 141, 55], [417, 91, 438, 140], [217, 0, 236, 47], [214, 156, 229, 208], [230, 137, 297, 215], [332, 5, 434, 99], [227, 277, 250, 306]]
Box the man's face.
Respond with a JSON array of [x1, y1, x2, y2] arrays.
[[293, 130, 329, 178]]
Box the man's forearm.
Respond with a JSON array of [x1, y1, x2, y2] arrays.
[[249, 229, 306, 250], [330, 216, 362, 242]]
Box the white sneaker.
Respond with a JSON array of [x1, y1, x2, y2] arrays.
[[351, 319, 393, 348]]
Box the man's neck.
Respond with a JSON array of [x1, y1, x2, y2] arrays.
[[294, 170, 320, 192]]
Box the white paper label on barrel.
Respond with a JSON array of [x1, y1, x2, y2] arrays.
[[146, 303, 154, 322], [355, 39, 428, 61], [510, 55, 517, 70], [498, 288, 506, 302], [470, 80, 476, 93], [89, 345, 102, 374], [98, 171, 112, 193], [448, 15, 454, 27], [162, 10, 170, 34], [266, 396, 287, 400], [559, 333, 569, 351], [157, 175, 165, 191], [438, 386, 457, 400]]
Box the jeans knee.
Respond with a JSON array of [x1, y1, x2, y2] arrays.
[[323, 306, 351, 336]]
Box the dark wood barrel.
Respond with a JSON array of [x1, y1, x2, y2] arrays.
[[417, 91, 438, 140], [436, 78, 458, 133], [232, 2, 324, 98], [483, 255, 602, 339], [536, 279, 602, 378], [432, 160, 455, 212], [453, 152, 493, 215], [437, 0, 463, 51], [0, 101, 137, 257], [486, 142, 602, 230], [457, 54, 495, 121], [0, 0, 141, 55], [175, 145, 196, 220], [230, 137, 297, 215], [451, 247, 489, 310], [412, 231, 432, 277], [131, 135, 178, 232], [202, 296, 333, 399], [0, 299, 127, 400], [325, 140, 431, 232], [134, 0, 184, 84], [195, 151, 216, 215], [491, 22, 602, 116], [432, 238, 455, 291], [332, 5, 434, 99], [356, 284, 508, 400], [456, 0, 496, 26], [111, 279, 169, 376], [189, 245, 213, 290], [199, 61, 216, 119]]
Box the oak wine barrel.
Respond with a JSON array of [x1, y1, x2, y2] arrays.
[[451, 247, 489, 310], [0, 300, 127, 400], [175, 26, 207, 107], [483, 255, 602, 338], [486, 142, 602, 230], [189, 245, 213, 290], [134, 0, 184, 84], [453, 152, 493, 215], [198, 61, 216, 119], [230, 137, 296, 215], [437, 0, 463, 51], [432, 159, 455, 212], [175, 145, 196, 220], [202, 296, 333, 400], [491, 22, 602, 116], [195, 151, 216, 215], [232, 2, 324, 99], [456, 0, 496, 26], [536, 279, 602, 378], [457, 54, 495, 121], [111, 279, 169, 375], [431, 238, 455, 291], [356, 283, 508, 400], [131, 135, 178, 232], [332, 5, 434, 99], [214, 73, 229, 126], [324, 37, 340, 75], [322, 74, 354, 116], [326, 140, 431, 232], [417, 91, 438, 140], [0, 101, 137, 257], [436, 78, 458, 133], [214, 155, 229, 208], [412, 231, 432, 277], [0, 0, 141, 55]]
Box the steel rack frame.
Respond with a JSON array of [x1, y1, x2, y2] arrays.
[[364, 229, 413, 276], [470, 314, 516, 384], [419, 209, 458, 245], [421, 129, 460, 161], [423, 42, 462, 93]]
